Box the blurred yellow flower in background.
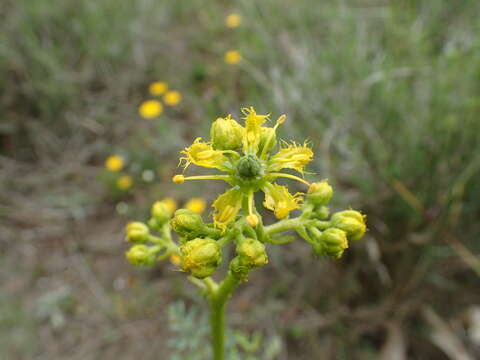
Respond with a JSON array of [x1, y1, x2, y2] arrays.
[[224, 50, 241, 65], [139, 100, 163, 119], [170, 254, 181, 265], [161, 197, 178, 213], [163, 90, 182, 106], [225, 13, 241, 28], [105, 155, 124, 172], [185, 197, 207, 214], [149, 81, 168, 96], [117, 175, 133, 190]]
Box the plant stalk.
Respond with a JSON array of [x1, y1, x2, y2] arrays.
[[209, 271, 241, 360]]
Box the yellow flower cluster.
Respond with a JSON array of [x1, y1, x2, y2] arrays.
[[173, 107, 314, 230], [138, 81, 182, 119], [104, 155, 134, 191]]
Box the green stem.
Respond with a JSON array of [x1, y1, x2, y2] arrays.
[[209, 271, 241, 360]]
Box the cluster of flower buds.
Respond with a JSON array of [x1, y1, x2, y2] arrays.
[[302, 181, 366, 259], [124, 199, 178, 266], [230, 238, 268, 279]]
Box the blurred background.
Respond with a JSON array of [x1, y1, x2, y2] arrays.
[[1, 0, 480, 359]]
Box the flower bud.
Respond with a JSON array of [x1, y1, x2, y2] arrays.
[[307, 181, 333, 206], [180, 238, 222, 278], [314, 228, 348, 259], [125, 222, 150, 243], [258, 127, 277, 155], [151, 201, 173, 225], [236, 155, 263, 179], [125, 245, 156, 266], [171, 209, 205, 236], [229, 256, 251, 280], [210, 116, 244, 150], [330, 210, 366, 241], [236, 238, 268, 267]]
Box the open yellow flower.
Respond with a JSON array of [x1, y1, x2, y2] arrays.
[[149, 81, 168, 96], [226, 13, 241, 28], [105, 155, 124, 172], [186, 198, 207, 214], [117, 175, 133, 190], [164, 90, 182, 106], [224, 50, 241, 65], [262, 183, 303, 219], [139, 100, 163, 119], [180, 138, 231, 171], [268, 141, 313, 174], [173, 107, 314, 230]]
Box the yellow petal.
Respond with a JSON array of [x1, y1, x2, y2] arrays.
[[262, 183, 302, 219], [180, 138, 229, 170], [213, 188, 243, 230], [242, 107, 269, 153], [268, 142, 313, 174]]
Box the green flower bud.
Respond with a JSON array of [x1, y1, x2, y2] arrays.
[[229, 256, 251, 280], [125, 222, 150, 243], [210, 116, 244, 150], [236, 155, 263, 179], [315, 228, 348, 259], [330, 210, 366, 241], [151, 201, 173, 225], [125, 244, 156, 266], [171, 209, 205, 236], [258, 127, 277, 155], [236, 238, 268, 268], [180, 238, 222, 278], [307, 181, 333, 206]]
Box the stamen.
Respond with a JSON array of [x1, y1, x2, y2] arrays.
[[172, 174, 231, 184]]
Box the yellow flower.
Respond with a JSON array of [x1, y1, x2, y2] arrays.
[[161, 197, 177, 213], [105, 155, 124, 172], [117, 175, 133, 190], [224, 50, 241, 65], [225, 13, 241, 28], [173, 107, 314, 227], [180, 137, 230, 170], [268, 142, 314, 174], [149, 81, 168, 96], [186, 198, 207, 214], [139, 100, 163, 119], [163, 90, 182, 106], [213, 188, 243, 230], [262, 183, 303, 219]]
